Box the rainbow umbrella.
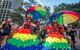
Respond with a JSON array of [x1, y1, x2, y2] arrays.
[[50, 10, 79, 25], [26, 6, 46, 20]]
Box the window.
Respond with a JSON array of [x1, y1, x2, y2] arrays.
[[7, 11, 9, 16], [6, 1, 8, 3], [2, 2, 5, 8], [1, 10, 3, 13], [9, 2, 12, 8], [2, 19, 4, 21], [7, 11, 9, 14], [3, 13, 5, 16], [6, 17, 8, 18], [2, 17, 4, 18], [2, 4, 4, 8], [3, 2, 5, 5], [5, 6, 7, 8], [0, 5, 1, 8], [6, 4, 8, 6], [0, 14, 2, 16], [7, 13, 10, 16], [6, 2, 8, 5], [4, 10, 6, 13], [6, 17, 8, 19], [0, 16, 1, 18]]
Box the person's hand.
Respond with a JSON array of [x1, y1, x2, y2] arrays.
[[47, 30, 51, 34], [68, 29, 71, 32], [0, 25, 2, 29], [1, 21, 5, 25]]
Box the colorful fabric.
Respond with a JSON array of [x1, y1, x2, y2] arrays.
[[50, 10, 79, 25], [26, 6, 46, 20], [42, 35, 71, 50], [42, 25, 71, 50], [2, 28, 40, 50]]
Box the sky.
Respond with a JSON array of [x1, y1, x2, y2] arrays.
[[24, 0, 80, 6], [24, 0, 80, 12]]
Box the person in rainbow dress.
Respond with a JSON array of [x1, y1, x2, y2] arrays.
[[42, 21, 71, 50], [1, 16, 40, 50]]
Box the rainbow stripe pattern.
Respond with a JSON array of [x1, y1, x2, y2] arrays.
[[42, 33, 71, 50], [2, 28, 40, 50], [50, 10, 79, 25], [26, 6, 46, 20]]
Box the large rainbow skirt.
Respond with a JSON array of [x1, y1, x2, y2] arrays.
[[1, 33, 40, 50], [42, 33, 71, 50]]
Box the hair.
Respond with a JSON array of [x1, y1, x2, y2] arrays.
[[51, 22, 58, 26]]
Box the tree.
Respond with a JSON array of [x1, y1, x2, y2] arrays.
[[10, 0, 44, 25], [70, 2, 80, 14], [23, 0, 38, 9], [23, 2, 31, 9], [29, 0, 37, 5], [10, 7, 25, 26], [44, 6, 51, 18], [54, 2, 80, 14]]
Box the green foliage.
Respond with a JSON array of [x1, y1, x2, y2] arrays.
[[10, 7, 25, 26], [0, 21, 2, 25], [54, 2, 80, 14], [44, 6, 51, 18], [23, 0, 37, 9]]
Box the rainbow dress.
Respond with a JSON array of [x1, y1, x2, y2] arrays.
[[2, 27, 40, 50], [42, 26, 71, 50]]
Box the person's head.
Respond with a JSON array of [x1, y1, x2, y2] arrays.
[[26, 15, 32, 23], [26, 13, 32, 20], [51, 21, 58, 27], [68, 24, 72, 28]]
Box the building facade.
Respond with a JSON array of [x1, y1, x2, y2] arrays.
[[0, 0, 23, 21]]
